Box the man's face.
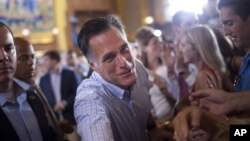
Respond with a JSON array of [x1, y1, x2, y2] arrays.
[[67, 52, 77, 67], [89, 26, 136, 89], [43, 56, 57, 72], [220, 6, 250, 50], [15, 44, 36, 83], [0, 27, 16, 83]]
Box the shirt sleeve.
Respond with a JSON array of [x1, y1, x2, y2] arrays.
[[74, 91, 114, 141]]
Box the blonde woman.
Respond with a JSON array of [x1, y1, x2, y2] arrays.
[[179, 25, 233, 92], [176, 25, 233, 141]]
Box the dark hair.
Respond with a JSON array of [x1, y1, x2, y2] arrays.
[[135, 26, 155, 46], [0, 22, 14, 37], [172, 11, 196, 26], [218, 0, 250, 21], [44, 50, 61, 62], [135, 26, 162, 68], [211, 28, 233, 58], [77, 15, 125, 59]]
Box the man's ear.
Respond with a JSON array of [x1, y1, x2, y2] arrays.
[[88, 60, 96, 71]]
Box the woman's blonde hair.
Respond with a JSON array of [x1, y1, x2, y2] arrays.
[[185, 25, 226, 75]]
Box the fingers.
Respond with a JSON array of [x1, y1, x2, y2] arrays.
[[214, 71, 223, 89], [191, 89, 210, 99], [205, 73, 218, 89], [189, 96, 199, 106], [206, 78, 215, 89], [190, 108, 202, 128], [173, 112, 189, 141], [173, 107, 203, 141], [190, 89, 214, 108]]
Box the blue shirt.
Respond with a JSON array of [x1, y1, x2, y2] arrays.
[[74, 60, 151, 141], [0, 83, 43, 141], [236, 53, 250, 92]]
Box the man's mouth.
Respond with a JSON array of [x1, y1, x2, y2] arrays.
[[0, 67, 12, 70], [27, 68, 35, 73], [0, 67, 13, 73], [121, 68, 132, 75], [230, 35, 238, 42]]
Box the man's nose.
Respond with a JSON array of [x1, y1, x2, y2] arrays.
[[0, 49, 9, 62], [116, 54, 130, 68], [27, 56, 35, 66], [223, 26, 231, 37]]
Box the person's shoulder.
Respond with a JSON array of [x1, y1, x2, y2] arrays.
[[196, 69, 211, 81], [62, 67, 75, 74], [74, 78, 107, 116], [135, 59, 148, 77], [39, 72, 50, 80], [75, 77, 103, 100]]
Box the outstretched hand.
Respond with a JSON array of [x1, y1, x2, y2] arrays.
[[190, 89, 234, 115]]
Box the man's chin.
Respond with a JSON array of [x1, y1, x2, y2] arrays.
[[0, 75, 13, 83], [119, 75, 136, 89]]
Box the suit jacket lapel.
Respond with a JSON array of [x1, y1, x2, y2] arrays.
[[0, 107, 20, 141], [60, 69, 65, 99], [45, 74, 56, 105], [26, 90, 57, 141]]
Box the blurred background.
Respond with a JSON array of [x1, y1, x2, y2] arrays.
[[0, 0, 217, 55]]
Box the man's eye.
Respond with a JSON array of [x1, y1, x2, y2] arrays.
[[121, 46, 129, 53], [106, 57, 114, 63], [4, 45, 14, 53], [224, 21, 233, 26], [103, 55, 115, 63]]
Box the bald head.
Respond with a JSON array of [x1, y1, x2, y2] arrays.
[[14, 37, 36, 84], [14, 37, 30, 50]]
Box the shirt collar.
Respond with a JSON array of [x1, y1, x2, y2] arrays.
[[92, 72, 130, 100], [50, 66, 63, 75], [243, 52, 250, 64], [0, 81, 26, 107], [0, 94, 9, 106], [13, 78, 31, 90]]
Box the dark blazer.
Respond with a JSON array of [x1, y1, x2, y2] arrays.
[[39, 68, 78, 124], [0, 83, 60, 141]]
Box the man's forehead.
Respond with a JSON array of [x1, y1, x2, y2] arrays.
[[220, 6, 237, 18], [90, 27, 126, 48], [16, 44, 34, 52], [0, 31, 14, 46]]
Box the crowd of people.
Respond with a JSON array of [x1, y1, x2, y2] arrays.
[[0, 0, 250, 141]]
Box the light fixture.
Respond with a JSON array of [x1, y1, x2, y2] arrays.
[[144, 16, 154, 24], [167, 0, 207, 17], [153, 29, 162, 37], [22, 29, 30, 36], [52, 27, 59, 35]]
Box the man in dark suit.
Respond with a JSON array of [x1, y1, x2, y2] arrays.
[[39, 50, 78, 125], [14, 37, 63, 141], [0, 22, 62, 141]]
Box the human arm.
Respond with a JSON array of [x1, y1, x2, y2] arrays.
[[59, 70, 79, 112], [190, 89, 250, 115], [173, 106, 229, 141], [193, 69, 222, 91], [74, 93, 114, 141]]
